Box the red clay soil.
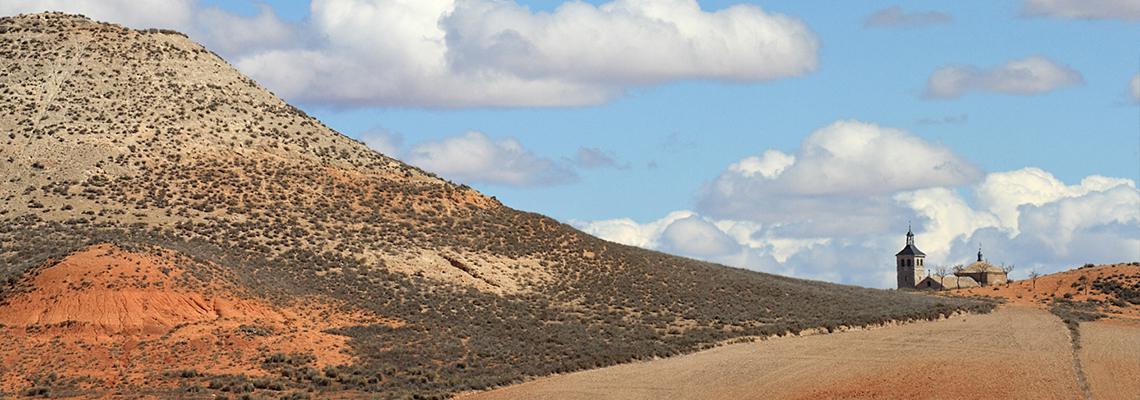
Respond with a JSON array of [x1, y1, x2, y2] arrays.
[[0, 244, 395, 395], [954, 263, 1140, 320]]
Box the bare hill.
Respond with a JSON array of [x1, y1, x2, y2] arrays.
[[0, 13, 994, 398], [954, 263, 1140, 320]]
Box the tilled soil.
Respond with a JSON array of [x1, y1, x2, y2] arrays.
[[1080, 319, 1140, 400], [462, 305, 1091, 400]]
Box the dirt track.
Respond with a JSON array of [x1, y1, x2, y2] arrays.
[[463, 305, 1094, 400]]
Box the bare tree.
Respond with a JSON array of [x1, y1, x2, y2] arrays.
[[953, 264, 962, 289], [1028, 270, 1040, 290], [935, 265, 949, 291], [1002, 263, 1015, 286]]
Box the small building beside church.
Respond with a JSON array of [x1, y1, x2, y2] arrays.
[[956, 251, 1008, 286], [916, 274, 978, 290], [895, 228, 1008, 290]]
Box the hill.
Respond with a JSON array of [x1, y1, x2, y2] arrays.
[[954, 263, 1140, 321], [0, 12, 993, 398]]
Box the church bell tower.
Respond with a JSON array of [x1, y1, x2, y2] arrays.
[[896, 225, 926, 289]]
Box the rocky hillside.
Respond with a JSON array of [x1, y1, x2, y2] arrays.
[[0, 13, 993, 399]]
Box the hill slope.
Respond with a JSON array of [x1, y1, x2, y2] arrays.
[[0, 13, 993, 398], [955, 263, 1140, 320]]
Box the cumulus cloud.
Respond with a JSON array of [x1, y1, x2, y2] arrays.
[[2, 0, 819, 107], [0, 1, 298, 58], [974, 168, 1133, 233], [193, 4, 299, 55], [237, 0, 818, 107], [864, 6, 953, 28], [727, 150, 795, 179], [924, 56, 1084, 99], [698, 120, 979, 236], [952, 184, 1140, 277], [406, 131, 576, 186], [580, 170, 1139, 288], [576, 121, 1137, 288], [1023, 0, 1140, 20], [658, 216, 742, 257], [573, 211, 696, 249], [1013, 185, 1140, 257], [575, 209, 902, 287], [0, 0, 194, 29], [779, 121, 979, 194], [898, 168, 1137, 272], [894, 188, 1001, 257]]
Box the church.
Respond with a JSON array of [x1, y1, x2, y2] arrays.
[[895, 227, 1008, 290]]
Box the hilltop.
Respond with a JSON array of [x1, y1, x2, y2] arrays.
[[954, 263, 1140, 320], [0, 13, 993, 398]]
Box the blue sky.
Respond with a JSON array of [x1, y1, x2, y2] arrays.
[[274, 0, 1139, 222], [5, 0, 1137, 287]]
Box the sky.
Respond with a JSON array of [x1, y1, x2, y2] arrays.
[[4, 0, 1138, 288]]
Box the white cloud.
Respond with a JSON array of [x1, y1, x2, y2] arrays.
[[0, 1, 296, 58], [1131, 74, 1140, 102], [698, 120, 978, 236], [727, 150, 794, 179], [579, 170, 1139, 288], [782, 121, 979, 194], [573, 210, 696, 249], [406, 131, 576, 186], [236, 0, 819, 107], [1014, 185, 1140, 257], [658, 216, 742, 257], [974, 168, 1133, 233], [864, 6, 953, 28], [442, 0, 817, 85], [1, 0, 819, 107], [576, 121, 1136, 288], [193, 4, 298, 55], [0, 0, 194, 29], [953, 184, 1140, 276], [924, 56, 1083, 99], [1023, 0, 1140, 20], [894, 188, 1001, 257]]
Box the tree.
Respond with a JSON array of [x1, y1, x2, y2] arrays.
[[1002, 263, 1015, 286], [935, 265, 949, 291], [1028, 270, 1040, 290], [950, 264, 970, 287]]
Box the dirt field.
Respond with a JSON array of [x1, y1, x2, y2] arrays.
[[1081, 319, 1140, 400], [462, 305, 1093, 400]]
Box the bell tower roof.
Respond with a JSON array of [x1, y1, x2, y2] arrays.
[[896, 224, 926, 257]]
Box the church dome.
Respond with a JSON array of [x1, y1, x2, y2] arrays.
[[960, 261, 1003, 274]]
